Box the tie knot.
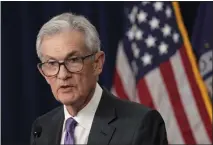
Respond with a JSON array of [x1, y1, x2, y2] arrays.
[[65, 117, 77, 133]]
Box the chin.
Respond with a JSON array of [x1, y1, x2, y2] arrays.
[[57, 92, 78, 105]]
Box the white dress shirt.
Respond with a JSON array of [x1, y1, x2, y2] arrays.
[[60, 83, 103, 144]]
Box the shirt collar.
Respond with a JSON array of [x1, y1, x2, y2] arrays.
[[63, 83, 103, 130]]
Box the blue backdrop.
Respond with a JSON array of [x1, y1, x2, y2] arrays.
[[1, 1, 200, 144]]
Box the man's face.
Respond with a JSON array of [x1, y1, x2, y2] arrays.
[[39, 30, 105, 107]]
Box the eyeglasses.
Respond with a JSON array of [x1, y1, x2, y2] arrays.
[[38, 53, 96, 77]]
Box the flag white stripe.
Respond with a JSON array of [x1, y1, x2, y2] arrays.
[[116, 42, 140, 103], [135, 91, 142, 105], [110, 86, 117, 97], [145, 68, 184, 144], [171, 51, 210, 144]]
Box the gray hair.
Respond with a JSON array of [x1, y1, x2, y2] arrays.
[[36, 12, 101, 59]]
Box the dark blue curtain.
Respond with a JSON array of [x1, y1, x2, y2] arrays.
[[1, 2, 200, 144], [191, 2, 213, 99]]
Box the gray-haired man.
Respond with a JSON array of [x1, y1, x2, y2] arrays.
[[31, 12, 168, 145]]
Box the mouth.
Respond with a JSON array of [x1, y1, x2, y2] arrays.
[[58, 85, 75, 92]]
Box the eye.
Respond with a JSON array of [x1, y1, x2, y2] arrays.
[[45, 61, 58, 67], [67, 57, 81, 63]]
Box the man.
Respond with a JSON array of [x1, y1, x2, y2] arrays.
[[30, 12, 168, 145]]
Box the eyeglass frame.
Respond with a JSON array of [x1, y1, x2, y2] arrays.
[[37, 52, 97, 77]]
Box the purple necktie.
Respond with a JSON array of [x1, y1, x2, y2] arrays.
[[64, 117, 77, 144]]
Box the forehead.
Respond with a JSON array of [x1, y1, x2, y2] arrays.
[[40, 30, 87, 60]]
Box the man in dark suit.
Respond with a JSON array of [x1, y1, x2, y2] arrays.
[[31, 12, 168, 145]]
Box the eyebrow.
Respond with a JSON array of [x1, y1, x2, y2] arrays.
[[43, 50, 81, 61], [66, 51, 81, 58]]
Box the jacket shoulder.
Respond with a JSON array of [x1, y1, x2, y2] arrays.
[[35, 106, 63, 124], [103, 88, 153, 117]]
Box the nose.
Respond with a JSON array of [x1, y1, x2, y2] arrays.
[[57, 64, 71, 80]]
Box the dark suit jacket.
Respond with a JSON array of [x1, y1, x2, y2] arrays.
[[30, 88, 168, 145]]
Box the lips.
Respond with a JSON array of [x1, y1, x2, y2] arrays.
[[59, 83, 74, 88], [60, 85, 71, 88], [58, 85, 73, 93]]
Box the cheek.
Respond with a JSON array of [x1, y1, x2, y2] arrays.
[[73, 74, 87, 90], [74, 70, 94, 90], [48, 79, 58, 95]]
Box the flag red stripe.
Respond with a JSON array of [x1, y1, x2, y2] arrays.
[[160, 60, 196, 144], [114, 69, 129, 100], [179, 45, 212, 142], [137, 79, 155, 109]]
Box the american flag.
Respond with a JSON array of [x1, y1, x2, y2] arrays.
[[111, 2, 212, 144]]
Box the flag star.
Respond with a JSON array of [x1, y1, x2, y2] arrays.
[[126, 25, 137, 40], [132, 25, 137, 31], [159, 42, 169, 55], [131, 43, 140, 58], [131, 60, 138, 75], [161, 24, 171, 37], [141, 2, 150, 6], [165, 7, 172, 18], [128, 13, 135, 23], [141, 53, 153, 66], [128, 6, 138, 23], [126, 29, 134, 40], [132, 6, 138, 14], [135, 30, 143, 40], [145, 35, 157, 48], [137, 10, 147, 23], [153, 2, 164, 12], [149, 17, 160, 30], [173, 32, 179, 43]]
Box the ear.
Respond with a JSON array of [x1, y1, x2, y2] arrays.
[[93, 51, 105, 76], [37, 64, 50, 84]]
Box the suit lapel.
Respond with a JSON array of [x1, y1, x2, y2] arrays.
[[47, 107, 64, 145], [87, 88, 117, 145]]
